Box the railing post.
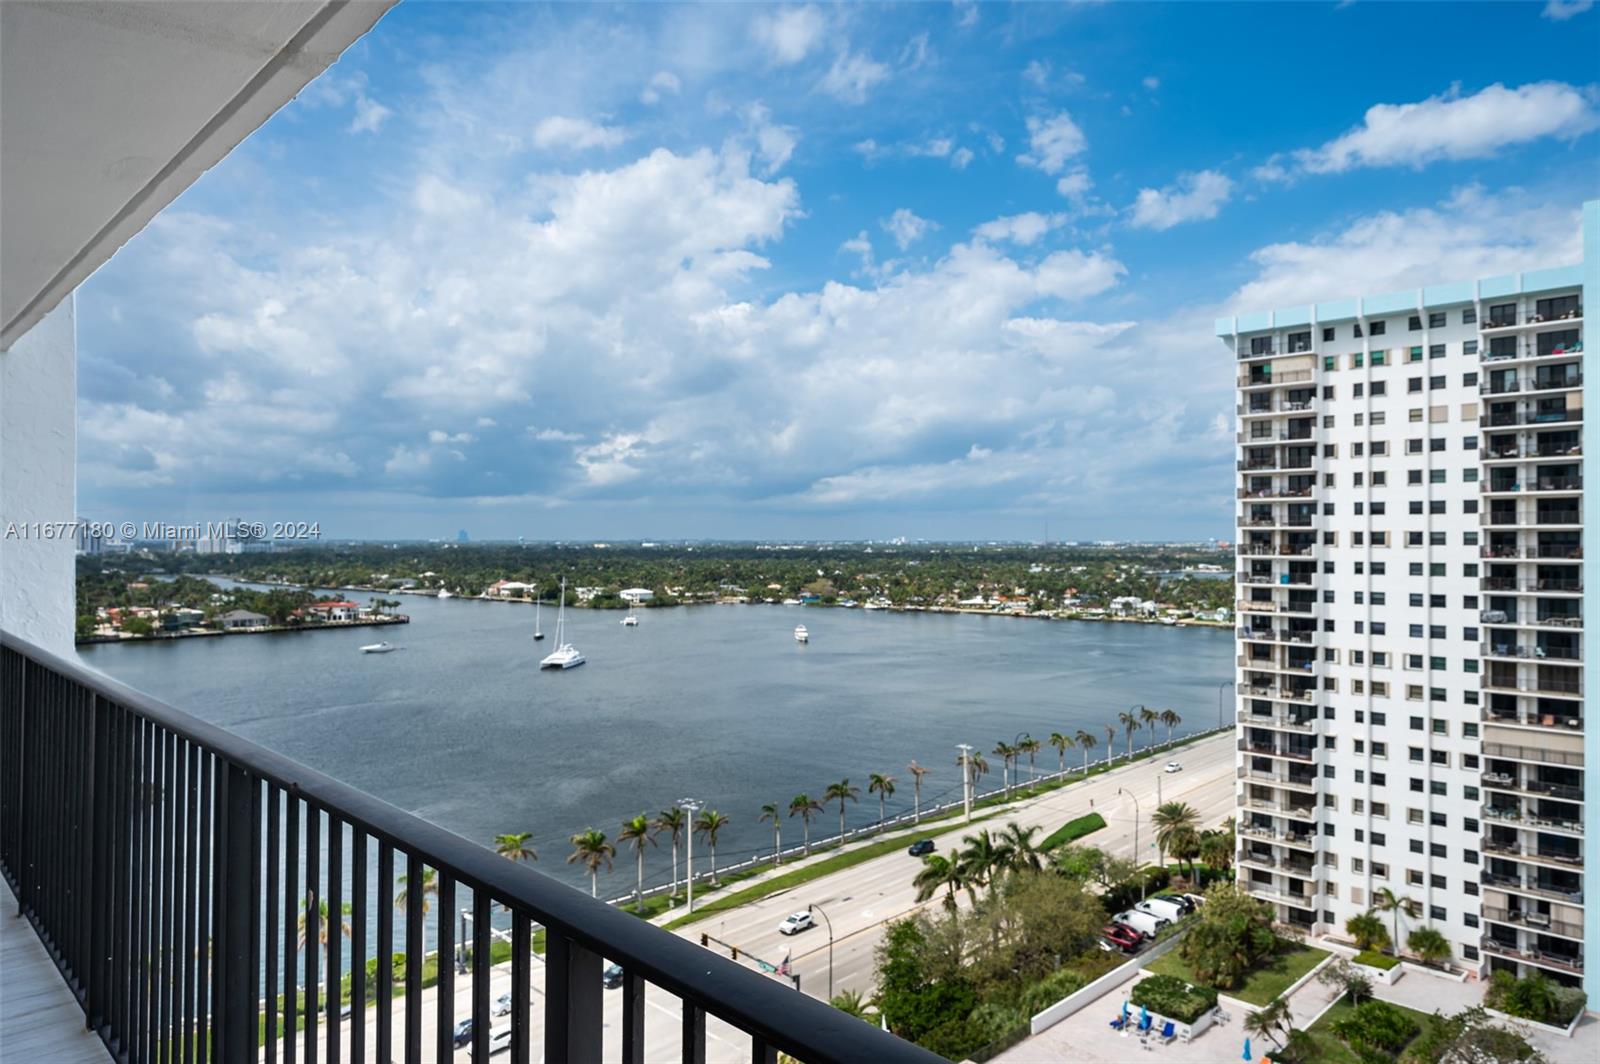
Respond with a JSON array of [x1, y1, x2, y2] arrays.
[[214, 762, 260, 1061], [545, 931, 602, 1061]]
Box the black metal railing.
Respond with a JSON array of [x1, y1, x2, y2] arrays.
[[0, 630, 939, 1064]]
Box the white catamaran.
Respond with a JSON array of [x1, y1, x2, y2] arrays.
[[540, 578, 584, 669], [622, 600, 639, 626]]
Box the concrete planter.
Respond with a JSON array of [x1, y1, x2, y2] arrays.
[[1353, 958, 1404, 986], [1483, 1005, 1582, 1038]]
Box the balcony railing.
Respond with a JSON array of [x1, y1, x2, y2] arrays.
[[0, 631, 935, 1064], [1481, 907, 1585, 941], [1480, 409, 1583, 428], [1481, 308, 1584, 330], [1478, 937, 1585, 975]]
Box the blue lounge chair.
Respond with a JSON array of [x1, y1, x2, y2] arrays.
[[1137, 1014, 1153, 1033], [1159, 1021, 1176, 1044], [1110, 1016, 1126, 1031]]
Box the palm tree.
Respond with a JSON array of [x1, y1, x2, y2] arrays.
[[991, 741, 1015, 797], [907, 760, 930, 823], [567, 829, 616, 898], [965, 751, 989, 792], [394, 866, 438, 966], [1244, 996, 1292, 1050], [1167, 825, 1202, 879], [830, 988, 872, 1022], [1152, 801, 1200, 872], [618, 814, 656, 912], [867, 773, 896, 832], [493, 832, 538, 864], [759, 802, 783, 865], [1048, 731, 1073, 776], [1019, 735, 1041, 790], [912, 852, 967, 913], [996, 822, 1044, 874], [693, 809, 730, 886], [1103, 723, 1116, 763], [1345, 911, 1390, 953], [1138, 706, 1158, 750], [1158, 708, 1182, 747], [958, 829, 1001, 896], [1406, 926, 1451, 966], [1372, 887, 1418, 955], [789, 793, 823, 855], [1198, 830, 1233, 875], [298, 892, 354, 953], [1074, 729, 1097, 775], [1118, 710, 1140, 760], [652, 808, 686, 901], [824, 779, 859, 842]]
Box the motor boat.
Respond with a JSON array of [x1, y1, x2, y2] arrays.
[[360, 642, 396, 654], [794, 625, 809, 643]]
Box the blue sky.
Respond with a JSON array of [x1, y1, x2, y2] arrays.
[[77, 0, 1600, 541]]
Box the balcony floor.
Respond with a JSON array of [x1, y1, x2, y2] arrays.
[[1, 878, 110, 1062]]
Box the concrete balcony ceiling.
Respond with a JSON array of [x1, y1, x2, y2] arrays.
[[1, 0, 395, 348]]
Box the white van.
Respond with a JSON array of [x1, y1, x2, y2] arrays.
[[1137, 896, 1189, 923], [1113, 908, 1170, 938]]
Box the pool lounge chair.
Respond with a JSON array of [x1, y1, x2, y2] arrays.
[[1159, 1021, 1176, 1044]]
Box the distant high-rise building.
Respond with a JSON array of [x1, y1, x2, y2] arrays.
[[457, 529, 470, 543], [1220, 200, 1595, 1001]]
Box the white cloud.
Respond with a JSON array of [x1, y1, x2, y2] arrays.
[[349, 95, 392, 134], [899, 32, 931, 71], [1023, 60, 1050, 89], [744, 103, 799, 174], [640, 70, 681, 105], [950, 147, 974, 169], [1017, 112, 1087, 174], [1128, 169, 1234, 230], [953, 0, 979, 28], [1542, 0, 1593, 19], [752, 5, 826, 65], [1287, 82, 1600, 174], [531, 427, 583, 442], [1142, 75, 1161, 92], [1055, 169, 1093, 200], [428, 429, 475, 444], [881, 208, 938, 250], [532, 115, 629, 151], [819, 50, 890, 104], [973, 212, 1066, 246]]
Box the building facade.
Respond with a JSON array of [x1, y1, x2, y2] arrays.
[[1218, 200, 1597, 1003]]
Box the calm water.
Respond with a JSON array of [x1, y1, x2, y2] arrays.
[[79, 595, 1232, 893]]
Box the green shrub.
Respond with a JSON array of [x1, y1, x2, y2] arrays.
[[1485, 970, 1584, 1025], [1040, 812, 1106, 850], [919, 1015, 990, 1061], [1550, 985, 1587, 1025], [1331, 999, 1420, 1057], [1018, 968, 1088, 1015], [1130, 973, 1218, 1025], [1353, 949, 1400, 971]]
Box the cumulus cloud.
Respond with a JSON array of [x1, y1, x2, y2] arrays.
[[752, 5, 826, 65], [973, 212, 1066, 246], [350, 95, 392, 134], [1128, 170, 1234, 230], [640, 70, 681, 105], [881, 208, 938, 250], [1267, 82, 1599, 177], [819, 50, 890, 103], [1542, 0, 1593, 19], [1017, 112, 1087, 174], [532, 115, 629, 151]]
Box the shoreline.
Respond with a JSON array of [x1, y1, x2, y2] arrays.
[[77, 614, 409, 646]]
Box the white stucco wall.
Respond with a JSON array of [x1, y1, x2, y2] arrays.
[[1, 297, 76, 652]]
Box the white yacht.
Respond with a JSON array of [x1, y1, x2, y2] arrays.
[[781, 598, 801, 606], [437, 589, 454, 599], [360, 641, 396, 654], [793, 625, 809, 643], [540, 579, 584, 669], [621, 601, 639, 627]]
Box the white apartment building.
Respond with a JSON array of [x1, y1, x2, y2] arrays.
[[1219, 200, 1597, 1002]]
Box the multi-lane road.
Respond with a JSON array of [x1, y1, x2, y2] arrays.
[[271, 731, 1235, 1062]]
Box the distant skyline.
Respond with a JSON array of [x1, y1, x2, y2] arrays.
[[77, 1, 1600, 540]]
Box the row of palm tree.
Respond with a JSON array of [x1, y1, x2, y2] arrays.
[[1150, 802, 1235, 879], [911, 822, 1047, 911]]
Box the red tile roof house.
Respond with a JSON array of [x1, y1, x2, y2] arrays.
[[303, 600, 360, 622]]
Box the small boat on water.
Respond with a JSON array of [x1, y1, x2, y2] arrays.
[[437, 589, 454, 599], [621, 601, 638, 627], [360, 642, 397, 654], [540, 578, 585, 669], [782, 598, 801, 606], [794, 625, 809, 643]]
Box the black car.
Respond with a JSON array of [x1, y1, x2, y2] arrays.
[[602, 963, 624, 989], [452, 1018, 474, 1049], [908, 839, 936, 857]]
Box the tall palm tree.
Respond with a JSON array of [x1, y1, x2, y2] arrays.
[[789, 793, 823, 856], [652, 808, 686, 900], [1199, 830, 1233, 875], [693, 809, 730, 886], [1139, 706, 1159, 750], [991, 741, 1015, 798], [1074, 729, 1097, 775], [1372, 887, 1419, 955], [1019, 735, 1041, 790], [298, 892, 354, 952], [1103, 723, 1116, 763], [956, 750, 990, 794], [618, 814, 656, 912], [867, 773, 896, 832], [957, 829, 1001, 896], [1048, 731, 1074, 776], [759, 802, 783, 865], [996, 822, 1044, 874], [907, 760, 930, 823], [1244, 996, 1293, 1050], [493, 832, 538, 864], [567, 829, 616, 898], [912, 852, 968, 913], [1168, 825, 1202, 879], [824, 779, 859, 842], [1151, 802, 1200, 872], [1159, 708, 1182, 747], [394, 866, 438, 966], [1118, 711, 1140, 760]]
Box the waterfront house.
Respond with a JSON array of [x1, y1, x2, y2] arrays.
[[158, 607, 206, 631], [620, 587, 654, 603], [487, 579, 534, 598], [307, 600, 360, 622], [218, 608, 269, 630]]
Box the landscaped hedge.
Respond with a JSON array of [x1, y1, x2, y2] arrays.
[[1354, 949, 1400, 971], [1130, 974, 1218, 1025], [1040, 812, 1106, 851], [1330, 999, 1420, 1057], [1486, 970, 1587, 1026]]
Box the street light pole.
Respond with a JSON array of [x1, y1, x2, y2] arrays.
[[808, 902, 835, 999], [679, 797, 702, 913], [1118, 786, 1145, 900], [956, 743, 975, 823]]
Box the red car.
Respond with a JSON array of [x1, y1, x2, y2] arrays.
[[1099, 924, 1142, 952]]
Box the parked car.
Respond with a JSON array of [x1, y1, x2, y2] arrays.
[[476, 1025, 511, 1058], [452, 1018, 474, 1049], [1099, 923, 1143, 952], [777, 911, 814, 936], [602, 963, 625, 989], [1164, 761, 1183, 773], [1182, 892, 1206, 908], [492, 991, 512, 1016], [1113, 909, 1169, 938], [1138, 895, 1191, 922], [908, 839, 936, 857]]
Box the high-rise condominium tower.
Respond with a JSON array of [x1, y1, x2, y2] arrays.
[[1218, 200, 1597, 1002]]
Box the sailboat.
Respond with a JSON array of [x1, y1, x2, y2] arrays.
[[621, 600, 639, 627], [540, 578, 584, 669], [533, 594, 545, 641]]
